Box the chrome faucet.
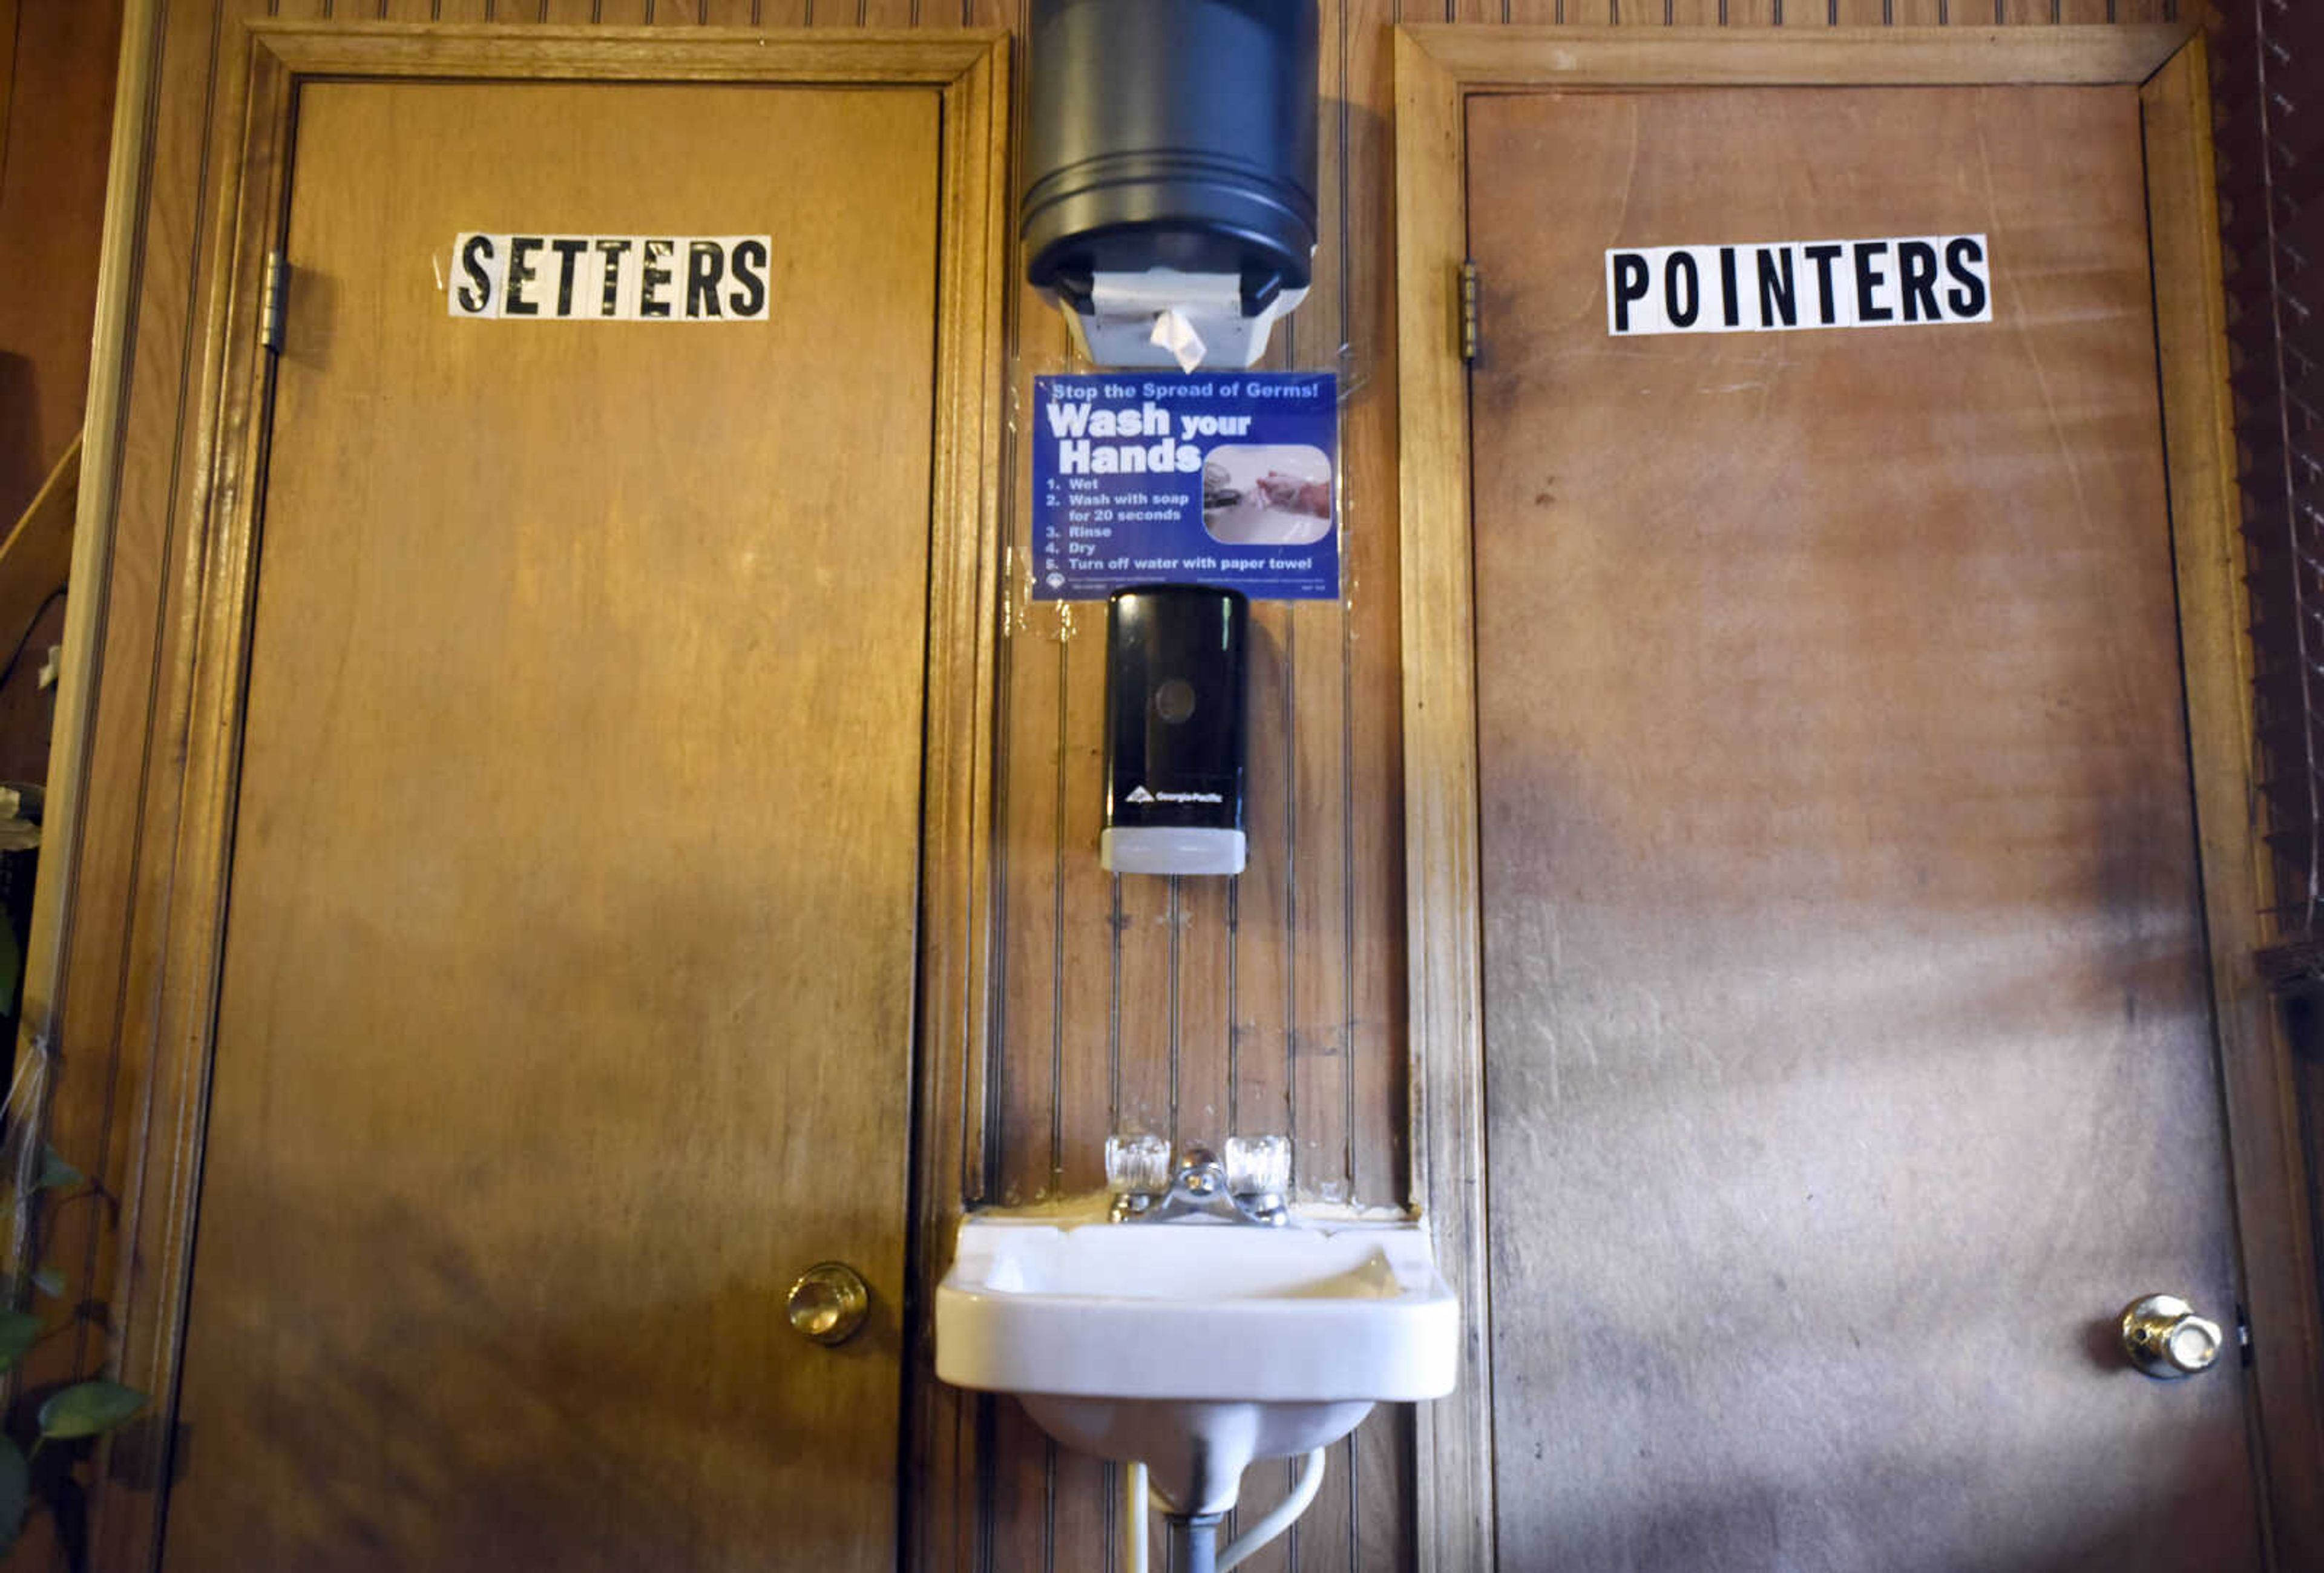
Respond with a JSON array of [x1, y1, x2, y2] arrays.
[[1106, 1133, 1292, 1226]]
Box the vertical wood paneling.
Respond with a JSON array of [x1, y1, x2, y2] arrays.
[[1235, 612, 1295, 1151], [1115, 872, 1175, 1141], [995, 604, 1063, 1205], [19, 0, 280, 1564], [1177, 875, 1234, 1149], [1353, 1408, 1417, 1568], [1289, 0, 1354, 1215], [45, 4, 2190, 1570], [1343, 0, 1406, 1220], [988, 1399, 1054, 1572], [1054, 635, 1112, 1201]]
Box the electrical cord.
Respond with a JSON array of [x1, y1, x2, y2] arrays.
[[1219, 1449, 1327, 1571], [0, 586, 65, 696]]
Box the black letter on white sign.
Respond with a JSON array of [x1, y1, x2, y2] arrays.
[[640, 240, 675, 319], [596, 238, 633, 317], [457, 234, 495, 315], [1853, 241, 1892, 324], [1612, 253, 1649, 333], [1897, 241, 1939, 323], [550, 238, 588, 318], [1804, 243, 1843, 327], [729, 240, 769, 318], [686, 241, 726, 320], [1945, 236, 1988, 318], [504, 235, 543, 317], [1756, 248, 1796, 329], [1665, 252, 1699, 329]]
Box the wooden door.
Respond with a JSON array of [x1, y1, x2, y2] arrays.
[[1446, 77, 2265, 1572], [80, 33, 1004, 1573]]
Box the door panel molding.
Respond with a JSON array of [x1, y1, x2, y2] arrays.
[[51, 24, 1008, 1572], [1393, 24, 2324, 1572]]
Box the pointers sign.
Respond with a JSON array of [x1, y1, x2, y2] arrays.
[[1606, 234, 1991, 337], [450, 234, 771, 322]]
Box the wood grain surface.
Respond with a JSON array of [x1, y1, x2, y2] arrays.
[[1463, 82, 2260, 1571], [30, 5, 2213, 1571], [150, 77, 942, 1571], [0, 1, 122, 531], [2140, 39, 2324, 1570]]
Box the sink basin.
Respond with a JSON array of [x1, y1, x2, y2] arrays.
[[934, 1212, 1457, 1516]]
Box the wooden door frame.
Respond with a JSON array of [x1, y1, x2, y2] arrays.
[[1394, 24, 2324, 1573], [31, 23, 1009, 1571]]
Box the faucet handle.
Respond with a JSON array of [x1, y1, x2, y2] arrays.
[[1223, 1134, 1292, 1198], [1105, 1132, 1173, 1194]]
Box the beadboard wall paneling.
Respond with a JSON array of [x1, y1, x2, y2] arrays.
[[34, 4, 2181, 1569]]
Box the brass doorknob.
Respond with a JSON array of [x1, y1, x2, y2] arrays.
[[787, 1262, 870, 1347], [2119, 1293, 2224, 1379]]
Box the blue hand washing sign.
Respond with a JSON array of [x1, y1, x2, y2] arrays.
[[1031, 372, 1340, 602]]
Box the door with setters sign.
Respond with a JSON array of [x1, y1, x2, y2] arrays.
[[148, 74, 956, 1573]]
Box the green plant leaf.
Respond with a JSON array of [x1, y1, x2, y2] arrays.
[[28, 1268, 62, 1300], [37, 1379, 145, 1440], [34, 1145, 81, 1191], [0, 1436, 26, 1552], [0, 1311, 39, 1373]]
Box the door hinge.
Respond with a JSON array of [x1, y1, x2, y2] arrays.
[[1459, 259, 1481, 364], [260, 251, 289, 354]]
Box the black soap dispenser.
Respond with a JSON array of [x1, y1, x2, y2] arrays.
[[1102, 586, 1249, 876]]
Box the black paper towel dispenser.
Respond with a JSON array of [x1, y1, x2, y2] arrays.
[[1022, 0, 1320, 370]]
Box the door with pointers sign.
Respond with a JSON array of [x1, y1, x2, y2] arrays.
[[1397, 27, 2319, 1573], [62, 32, 1005, 1573]]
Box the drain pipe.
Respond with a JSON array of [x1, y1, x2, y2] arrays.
[[1123, 1448, 1331, 1572], [1164, 1511, 1224, 1573]]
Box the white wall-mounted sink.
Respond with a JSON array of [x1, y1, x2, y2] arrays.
[[934, 1212, 1457, 1516]]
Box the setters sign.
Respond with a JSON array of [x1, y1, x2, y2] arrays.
[[1606, 233, 1992, 337], [448, 234, 772, 322]]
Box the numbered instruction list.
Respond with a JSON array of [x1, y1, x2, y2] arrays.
[[1031, 372, 1339, 602]]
